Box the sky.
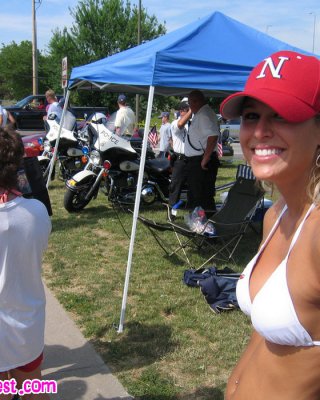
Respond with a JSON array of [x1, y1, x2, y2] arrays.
[[0, 0, 319, 55]]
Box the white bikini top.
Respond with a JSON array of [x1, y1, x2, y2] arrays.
[[237, 203, 320, 347]]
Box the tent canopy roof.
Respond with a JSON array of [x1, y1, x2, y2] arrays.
[[69, 11, 311, 96]]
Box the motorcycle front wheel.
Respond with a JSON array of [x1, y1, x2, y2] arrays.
[[64, 186, 94, 212]]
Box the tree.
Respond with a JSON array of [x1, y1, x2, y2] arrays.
[[46, 0, 167, 107], [44, 27, 81, 96], [0, 41, 33, 99], [0, 0, 171, 110], [69, 0, 166, 60], [0, 41, 53, 100]]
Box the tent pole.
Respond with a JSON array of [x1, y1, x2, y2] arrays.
[[46, 89, 71, 188], [118, 86, 155, 333]]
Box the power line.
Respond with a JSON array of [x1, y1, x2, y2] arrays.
[[35, 0, 42, 11]]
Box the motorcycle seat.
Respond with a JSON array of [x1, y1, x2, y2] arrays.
[[145, 158, 170, 173]]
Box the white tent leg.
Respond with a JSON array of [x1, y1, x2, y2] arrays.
[[118, 86, 155, 333]]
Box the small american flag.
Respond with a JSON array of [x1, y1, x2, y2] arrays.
[[217, 135, 223, 158], [148, 125, 158, 148]]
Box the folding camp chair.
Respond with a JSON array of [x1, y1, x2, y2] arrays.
[[137, 164, 265, 268]]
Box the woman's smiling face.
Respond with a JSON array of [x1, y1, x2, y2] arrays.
[[240, 98, 320, 186]]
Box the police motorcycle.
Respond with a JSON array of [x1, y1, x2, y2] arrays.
[[63, 112, 174, 212], [38, 109, 89, 181], [219, 128, 234, 162], [217, 116, 235, 162]]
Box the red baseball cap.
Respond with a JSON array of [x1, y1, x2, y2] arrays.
[[220, 50, 320, 123]]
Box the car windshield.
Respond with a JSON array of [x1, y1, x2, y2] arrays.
[[227, 118, 241, 125], [14, 96, 34, 108]]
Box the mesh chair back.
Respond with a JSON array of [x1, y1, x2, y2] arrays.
[[236, 164, 255, 180], [213, 178, 264, 225]]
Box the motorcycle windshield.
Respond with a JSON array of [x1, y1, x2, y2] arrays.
[[62, 111, 77, 131], [105, 111, 116, 132]]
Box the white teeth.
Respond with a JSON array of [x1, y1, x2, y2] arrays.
[[255, 148, 281, 156]]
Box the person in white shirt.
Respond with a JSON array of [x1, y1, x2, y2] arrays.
[[184, 90, 220, 214], [0, 104, 6, 127], [169, 101, 191, 207], [114, 94, 136, 137], [43, 89, 62, 121], [0, 126, 51, 399], [158, 112, 171, 158], [0, 105, 16, 128]]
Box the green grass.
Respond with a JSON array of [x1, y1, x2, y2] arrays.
[[43, 163, 269, 399]]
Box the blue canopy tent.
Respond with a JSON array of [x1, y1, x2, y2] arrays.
[[69, 11, 308, 96], [65, 11, 310, 332]]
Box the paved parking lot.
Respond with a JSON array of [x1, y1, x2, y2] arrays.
[[232, 142, 244, 160]]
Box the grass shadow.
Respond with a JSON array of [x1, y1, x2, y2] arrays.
[[90, 321, 177, 373], [51, 205, 126, 232], [136, 385, 224, 400]]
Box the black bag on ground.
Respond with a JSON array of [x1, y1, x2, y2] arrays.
[[183, 266, 240, 313], [183, 266, 219, 287], [20, 157, 52, 216]]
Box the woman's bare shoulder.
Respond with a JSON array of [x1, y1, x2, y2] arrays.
[[308, 205, 320, 265]]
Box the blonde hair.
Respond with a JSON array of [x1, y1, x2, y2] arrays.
[[261, 118, 320, 205], [307, 152, 320, 205], [307, 116, 320, 204], [45, 89, 56, 101]]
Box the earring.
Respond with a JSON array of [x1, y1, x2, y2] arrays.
[[316, 154, 320, 168]]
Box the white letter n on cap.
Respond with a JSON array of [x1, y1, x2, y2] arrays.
[[256, 56, 289, 79]]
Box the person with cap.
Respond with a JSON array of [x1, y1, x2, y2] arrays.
[[157, 111, 172, 158], [184, 90, 220, 214], [220, 50, 320, 400], [168, 101, 191, 208], [114, 94, 136, 137]]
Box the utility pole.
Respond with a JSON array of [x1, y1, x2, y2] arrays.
[[32, 0, 38, 95], [135, 0, 142, 128]]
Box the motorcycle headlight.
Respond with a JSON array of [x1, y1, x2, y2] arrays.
[[44, 140, 52, 152], [82, 146, 89, 155], [90, 150, 101, 166]]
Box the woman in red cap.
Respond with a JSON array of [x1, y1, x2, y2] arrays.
[[220, 50, 320, 400]]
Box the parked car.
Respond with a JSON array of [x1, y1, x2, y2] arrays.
[[21, 130, 154, 159], [219, 117, 241, 142], [6, 95, 64, 130], [21, 133, 45, 157], [6, 95, 108, 131]]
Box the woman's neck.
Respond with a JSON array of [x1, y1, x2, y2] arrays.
[[0, 188, 21, 203]]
